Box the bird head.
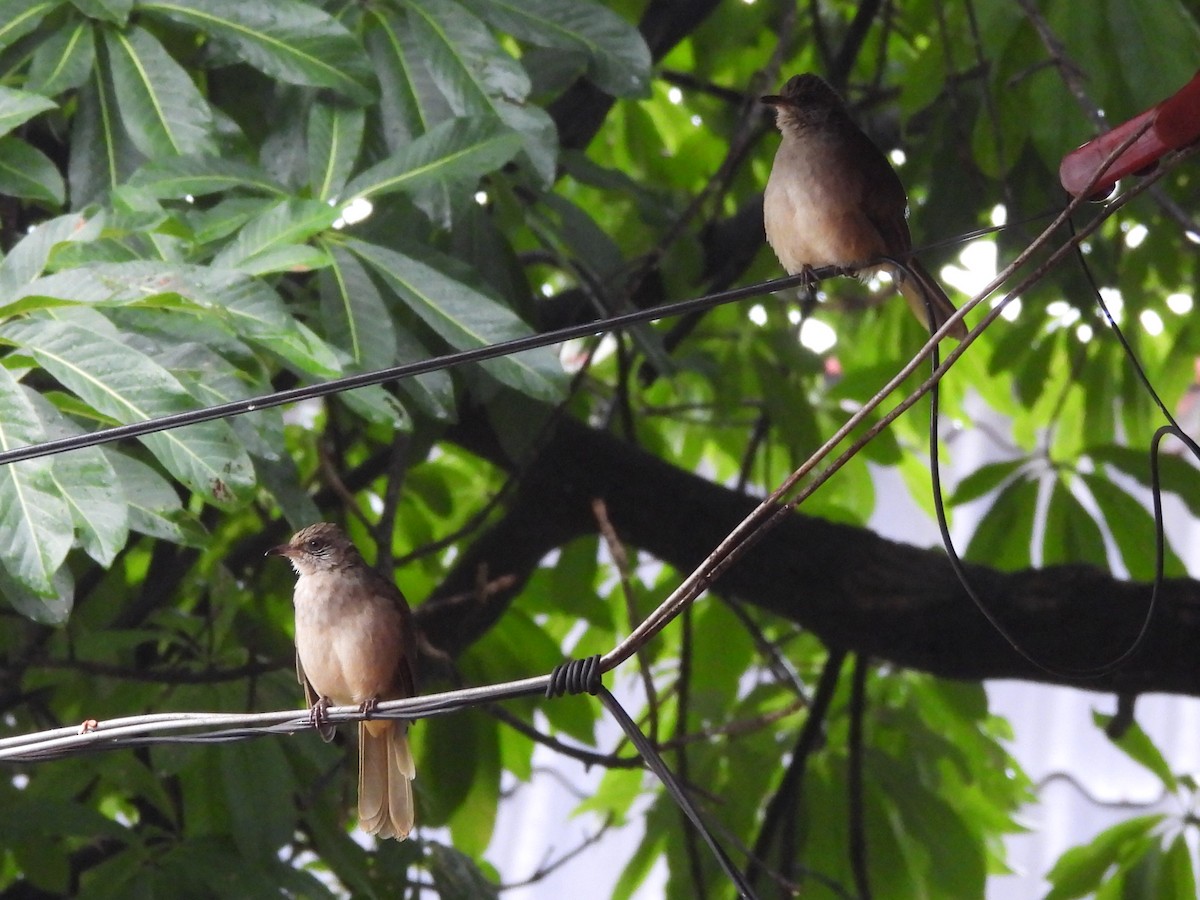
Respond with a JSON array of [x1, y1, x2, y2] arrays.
[[267, 522, 360, 576]]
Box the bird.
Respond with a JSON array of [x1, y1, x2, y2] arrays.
[[761, 73, 967, 340], [268, 522, 418, 840]]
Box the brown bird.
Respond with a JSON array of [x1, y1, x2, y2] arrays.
[[268, 522, 418, 840], [762, 73, 967, 340]]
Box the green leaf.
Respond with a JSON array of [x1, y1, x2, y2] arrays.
[[139, 0, 376, 103], [1082, 473, 1185, 579], [459, 0, 650, 97], [1042, 476, 1107, 567], [7, 311, 255, 507], [318, 243, 397, 370], [0, 86, 56, 137], [158, 342, 279, 460], [348, 238, 564, 402], [197, 270, 342, 377], [0, 795, 128, 844], [68, 63, 144, 206], [406, 0, 557, 183], [575, 765, 644, 822], [949, 457, 1025, 505], [416, 711, 500, 852], [12, 259, 200, 305], [407, 0, 530, 109], [612, 826, 666, 900], [74, 0, 132, 23], [0, 136, 64, 204], [0, 562, 73, 624], [341, 116, 521, 202], [106, 450, 206, 545], [0, 366, 73, 602], [1092, 710, 1177, 791], [427, 842, 499, 900], [220, 739, 296, 860], [101, 25, 216, 157], [186, 197, 272, 244], [256, 455, 320, 529], [964, 473, 1039, 569], [26, 19, 95, 95], [393, 326, 455, 419], [364, 7, 452, 149], [446, 714, 501, 856], [1089, 443, 1200, 518], [13, 260, 342, 378], [210, 198, 338, 273], [1161, 833, 1197, 900], [0, 0, 59, 54], [25, 391, 129, 567], [130, 155, 287, 199], [307, 100, 363, 201], [877, 764, 988, 896], [219, 241, 330, 276], [0, 211, 102, 297], [50, 444, 128, 567], [1045, 814, 1162, 899]]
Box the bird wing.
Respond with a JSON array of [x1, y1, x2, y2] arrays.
[[845, 126, 914, 256], [366, 566, 420, 699]]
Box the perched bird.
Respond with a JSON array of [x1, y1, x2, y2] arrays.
[[268, 522, 418, 840], [761, 73, 967, 340]]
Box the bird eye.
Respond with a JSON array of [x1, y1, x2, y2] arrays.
[[305, 538, 325, 553]]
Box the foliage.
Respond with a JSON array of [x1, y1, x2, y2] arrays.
[[1, 0, 1199, 897]]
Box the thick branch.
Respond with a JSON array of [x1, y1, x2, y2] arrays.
[[419, 411, 1200, 696]]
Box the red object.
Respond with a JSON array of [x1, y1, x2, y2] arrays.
[[1059, 70, 1200, 198]]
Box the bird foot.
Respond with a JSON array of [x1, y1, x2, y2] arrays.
[[358, 697, 379, 719], [310, 696, 332, 731]]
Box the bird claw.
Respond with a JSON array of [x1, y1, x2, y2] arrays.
[[310, 696, 332, 731], [358, 697, 379, 719]]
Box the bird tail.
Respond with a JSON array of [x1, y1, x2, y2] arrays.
[[897, 258, 967, 340], [359, 720, 415, 840]]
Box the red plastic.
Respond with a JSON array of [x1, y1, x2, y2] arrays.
[[1059, 70, 1200, 198]]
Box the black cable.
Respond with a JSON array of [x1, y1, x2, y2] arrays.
[[596, 687, 758, 900], [546, 657, 759, 900], [847, 655, 871, 900], [909, 210, 1198, 678], [0, 271, 822, 469], [0, 216, 1007, 472]]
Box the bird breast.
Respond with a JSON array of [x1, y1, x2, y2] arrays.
[[763, 130, 888, 272], [293, 571, 403, 705]]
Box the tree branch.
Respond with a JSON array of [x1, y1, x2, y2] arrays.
[[420, 409, 1200, 696]]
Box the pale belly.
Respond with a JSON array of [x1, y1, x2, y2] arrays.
[[293, 575, 401, 705], [763, 144, 888, 273]]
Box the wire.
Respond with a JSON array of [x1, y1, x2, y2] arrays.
[[917, 201, 1200, 679], [0, 270, 823, 469], [2, 137, 1194, 895], [544, 656, 759, 898], [5, 654, 759, 898], [0, 675, 552, 762]]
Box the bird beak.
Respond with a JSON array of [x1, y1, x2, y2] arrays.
[[760, 94, 785, 106], [266, 544, 292, 558]]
